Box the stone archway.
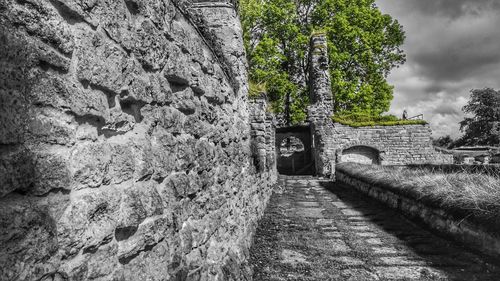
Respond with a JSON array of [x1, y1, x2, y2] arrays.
[[276, 126, 315, 175], [340, 145, 380, 165]]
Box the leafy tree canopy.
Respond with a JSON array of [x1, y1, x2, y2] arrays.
[[240, 0, 406, 124], [457, 88, 500, 146]]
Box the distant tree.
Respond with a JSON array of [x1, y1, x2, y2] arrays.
[[240, 0, 406, 124], [433, 135, 453, 148], [458, 88, 500, 146]]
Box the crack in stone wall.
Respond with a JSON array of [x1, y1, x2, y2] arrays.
[[0, 0, 276, 280]]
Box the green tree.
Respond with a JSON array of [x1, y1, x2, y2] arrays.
[[311, 0, 405, 115], [240, 0, 405, 123], [241, 0, 309, 124], [458, 88, 500, 146]]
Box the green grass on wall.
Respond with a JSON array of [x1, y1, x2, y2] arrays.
[[332, 113, 427, 127]]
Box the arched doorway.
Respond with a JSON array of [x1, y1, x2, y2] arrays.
[[276, 126, 314, 175], [340, 146, 380, 165]]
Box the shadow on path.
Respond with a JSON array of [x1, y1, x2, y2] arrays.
[[249, 176, 500, 281]]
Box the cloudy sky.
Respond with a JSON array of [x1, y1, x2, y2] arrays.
[[375, 0, 500, 138]]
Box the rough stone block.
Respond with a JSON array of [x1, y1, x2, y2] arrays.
[[70, 142, 113, 190]]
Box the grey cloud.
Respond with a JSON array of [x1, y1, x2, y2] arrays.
[[411, 34, 500, 81], [376, 0, 500, 136], [433, 103, 463, 116], [405, 0, 500, 19]]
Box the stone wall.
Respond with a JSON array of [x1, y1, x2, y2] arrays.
[[314, 123, 454, 176], [340, 146, 380, 165], [0, 0, 276, 280]]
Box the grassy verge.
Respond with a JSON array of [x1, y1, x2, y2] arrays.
[[406, 164, 500, 178], [332, 113, 427, 127], [337, 162, 500, 233]]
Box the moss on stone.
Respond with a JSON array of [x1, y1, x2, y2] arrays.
[[332, 113, 428, 127], [312, 43, 326, 49], [248, 80, 267, 98], [311, 30, 327, 37]]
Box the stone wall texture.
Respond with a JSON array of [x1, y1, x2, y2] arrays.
[[307, 33, 333, 125], [249, 98, 277, 175], [340, 146, 380, 165], [313, 123, 454, 176], [0, 0, 276, 280]]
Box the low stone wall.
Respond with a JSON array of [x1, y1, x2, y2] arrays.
[[336, 170, 500, 260], [0, 0, 276, 280], [313, 123, 453, 176]]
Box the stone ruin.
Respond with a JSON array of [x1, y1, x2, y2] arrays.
[[276, 33, 453, 176], [0, 0, 451, 280]]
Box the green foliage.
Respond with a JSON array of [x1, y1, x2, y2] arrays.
[[240, 0, 405, 123], [332, 112, 427, 127], [240, 0, 309, 124], [248, 81, 267, 98], [311, 29, 327, 36], [457, 88, 500, 146], [311, 0, 405, 115]]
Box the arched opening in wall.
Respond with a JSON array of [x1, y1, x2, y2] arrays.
[[341, 146, 380, 165], [279, 136, 304, 157], [276, 125, 314, 175]]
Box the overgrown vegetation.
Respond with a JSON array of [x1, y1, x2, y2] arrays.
[[248, 81, 268, 98], [332, 112, 427, 127], [337, 163, 500, 232], [240, 0, 406, 124]]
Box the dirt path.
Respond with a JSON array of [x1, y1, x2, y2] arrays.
[[249, 176, 500, 280]]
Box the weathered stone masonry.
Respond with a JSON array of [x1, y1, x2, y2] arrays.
[[0, 0, 276, 280], [249, 97, 277, 174], [316, 124, 454, 176], [307, 34, 452, 176]]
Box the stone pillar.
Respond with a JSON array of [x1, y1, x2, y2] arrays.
[[308, 33, 333, 121], [307, 33, 334, 177]]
